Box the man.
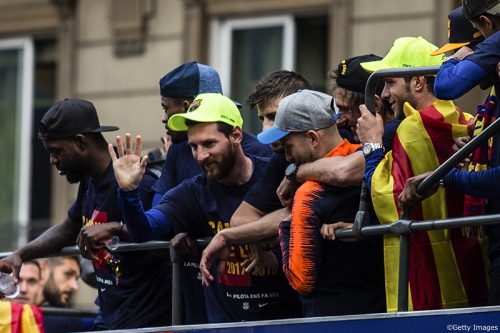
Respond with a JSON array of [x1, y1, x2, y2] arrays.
[[356, 36, 489, 311], [258, 89, 385, 316], [152, 62, 272, 324], [200, 59, 383, 281], [0, 99, 171, 329], [400, 0, 500, 305], [152, 61, 272, 205], [110, 93, 299, 323], [38, 257, 79, 307], [13, 261, 43, 305]]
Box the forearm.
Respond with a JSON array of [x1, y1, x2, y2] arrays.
[[444, 167, 500, 198], [296, 152, 364, 186], [225, 207, 290, 242], [435, 59, 487, 100], [230, 201, 265, 227], [364, 149, 385, 193], [16, 219, 80, 261], [119, 188, 172, 242]]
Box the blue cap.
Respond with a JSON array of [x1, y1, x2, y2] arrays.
[[159, 61, 223, 98]]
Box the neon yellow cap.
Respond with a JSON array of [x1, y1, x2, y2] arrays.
[[168, 93, 243, 131], [361, 36, 444, 73]]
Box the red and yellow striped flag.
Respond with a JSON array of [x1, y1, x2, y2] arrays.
[[371, 99, 489, 312], [0, 301, 43, 333]]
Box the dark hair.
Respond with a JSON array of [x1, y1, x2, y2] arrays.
[[247, 70, 311, 109], [45, 256, 80, 269], [24, 260, 42, 278], [334, 86, 365, 117], [184, 120, 234, 138]]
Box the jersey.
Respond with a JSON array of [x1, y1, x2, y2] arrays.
[[67, 163, 172, 329], [156, 155, 300, 323]]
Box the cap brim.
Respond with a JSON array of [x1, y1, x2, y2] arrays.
[[257, 126, 289, 145], [92, 126, 119, 133], [360, 60, 392, 73], [431, 42, 470, 55], [168, 111, 223, 132]]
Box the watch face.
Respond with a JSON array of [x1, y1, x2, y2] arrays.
[[285, 163, 297, 177], [362, 144, 372, 156]]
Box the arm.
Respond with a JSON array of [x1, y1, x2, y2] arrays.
[[280, 183, 323, 295], [444, 167, 500, 198], [200, 207, 290, 284], [295, 151, 364, 186], [434, 58, 487, 100], [230, 201, 265, 227], [0, 217, 80, 279]]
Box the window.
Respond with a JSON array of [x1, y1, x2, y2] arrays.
[[210, 14, 328, 134], [0, 38, 34, 250]]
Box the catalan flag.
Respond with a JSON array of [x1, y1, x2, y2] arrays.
[[371, 99, 489, 312], [0, 301, 43, 333]]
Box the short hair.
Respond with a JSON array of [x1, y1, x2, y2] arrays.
[[247, 70, 311, 109], [45, 256, 80, 269], [24, 260, 42, 279], [184, 120, 234, 138]]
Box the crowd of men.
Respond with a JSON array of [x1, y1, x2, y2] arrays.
[[0, 0, 500, 330]]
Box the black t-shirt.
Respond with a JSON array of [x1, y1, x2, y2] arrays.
[[156, 155, 300, 323], [67, 163, 171, 329]]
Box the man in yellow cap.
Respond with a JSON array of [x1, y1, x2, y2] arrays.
[[355, 36, 488, 312], [108, 93, 299, 323]]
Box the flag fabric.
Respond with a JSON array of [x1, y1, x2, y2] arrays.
[[0, 301, 43, 333], [370, 99, 489, 312]]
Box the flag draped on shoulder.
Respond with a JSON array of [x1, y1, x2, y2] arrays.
[[0, 301, 44, 333], [370, 99, 489, 312]]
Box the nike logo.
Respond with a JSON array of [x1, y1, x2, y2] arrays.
[[258, 303, 269, 308], [100, 288, 106, 292]]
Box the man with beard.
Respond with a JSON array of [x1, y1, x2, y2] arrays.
[[152, 62, 272, 324], [111, 93, 299, 323], [0, 98, 172, 329], [39, 257, 80, 307]]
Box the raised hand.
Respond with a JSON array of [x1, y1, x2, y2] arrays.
[[108, 133, 148, 191]]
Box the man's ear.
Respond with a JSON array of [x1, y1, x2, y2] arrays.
[[306, 130, 320, 146], [182, 99, 192, 112], [231, 126, 243, 144], [412, 76, 426, 92], [74, 134, 87, 150]]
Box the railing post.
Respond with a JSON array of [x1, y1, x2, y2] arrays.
[[170, 245, 182, 325], [397, 234, 410, 312]]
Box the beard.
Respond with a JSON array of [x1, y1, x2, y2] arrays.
[[199, 143, 236, 181], [43, 275, 71, 307], [65, 170, 86, 184]]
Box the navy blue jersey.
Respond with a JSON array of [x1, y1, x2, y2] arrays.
[[152, 131, 273, 195], [243, 151, 287, 214], [67, 163, 172, 329], [156, 155, 300, 323]]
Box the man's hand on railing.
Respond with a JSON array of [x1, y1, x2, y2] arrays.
[[397, 171, 438, 215], [453, 137, 471, 170], [0, 253, 22, 284], [241, 245, 278, 273], [200, 232, 231, 286], [108, 133, 148, 191], [76, 223, 122, 260], [321, 222, 355, 241], [170, 233, 197, 256]]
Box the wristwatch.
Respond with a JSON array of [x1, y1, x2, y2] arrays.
[[285, 163, 298, 183], [362, 143, 385, 157]]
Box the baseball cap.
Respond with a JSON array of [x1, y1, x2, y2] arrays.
[[336, 54, 384, 95], [168, 93, 243, 131], [257, 90, 335, 145], [432, 7, 484, 55], [462, 0, 500, 19], [159, 61, 222, 98], [38, 98, 118, 140], [361, 37, 444, 73]]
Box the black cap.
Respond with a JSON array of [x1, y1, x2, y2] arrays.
[[432, 7, 484, 55], [336, 54, 383, 95], [38, 99, 118, 140], [462, 0, 500, 19]]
